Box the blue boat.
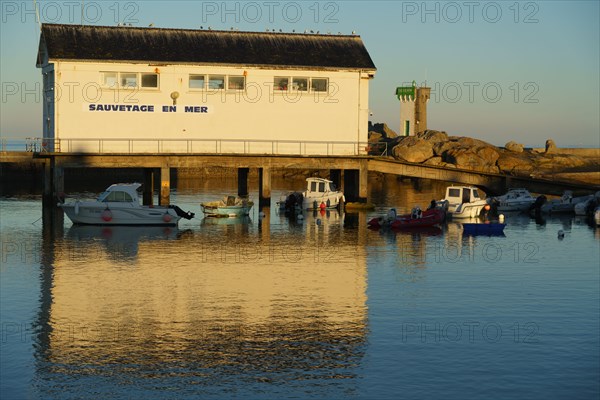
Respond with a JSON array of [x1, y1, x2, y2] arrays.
[[462, 222, 506, 236]]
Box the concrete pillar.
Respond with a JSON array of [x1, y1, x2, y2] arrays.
[[359, 163, 368, 203], [143, 168, 154, 206], [238, 168, 249, 197], [42, 159, 52, 207], [53, 165, 64, 202], [259, 167, 271, 206], [159, 166, 170, 206]]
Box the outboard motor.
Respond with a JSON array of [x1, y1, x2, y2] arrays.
[[169, 205, 195, 220], [530, 195, 547, 213]]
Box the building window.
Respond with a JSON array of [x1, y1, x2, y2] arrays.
[[101, 72, 118, 88], [228, 76, 245, 90], [275, 77, 289, 91], [120, 73, 137, 88], [292, 77, 308, 91], [311, 78, 328, 92], [101, 72, 159, 89], [141, 73, 159, 88], [189, 74, 206, 89], [208, 75, 225, 89]]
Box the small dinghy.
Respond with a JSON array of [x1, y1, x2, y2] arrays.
[[368, 206, 445, 229], [201, 196, 253, 217]]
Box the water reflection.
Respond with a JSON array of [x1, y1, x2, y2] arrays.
[[66, 225, 180, 260], [34, 208, 368, 397]]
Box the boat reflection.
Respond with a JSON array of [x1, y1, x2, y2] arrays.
[[201, 215, 252, 225], [66, 225, 180, 259], [34, 216, 368, 391]]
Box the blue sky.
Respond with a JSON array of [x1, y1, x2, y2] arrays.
[[1, 0, 598, 147]]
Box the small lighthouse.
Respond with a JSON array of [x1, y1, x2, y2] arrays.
[[396, 81, 430, 136]]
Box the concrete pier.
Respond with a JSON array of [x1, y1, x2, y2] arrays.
[[20, 153, 599, 209]]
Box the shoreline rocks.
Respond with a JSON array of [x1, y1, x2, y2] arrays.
[[368, 128, 600, 185]]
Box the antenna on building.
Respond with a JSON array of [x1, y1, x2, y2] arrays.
[[81, 1, 84, 25]]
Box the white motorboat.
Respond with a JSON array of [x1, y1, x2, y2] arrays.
[[440, 186, 488, 219], [492, 188, 536, 212], [59, 183, 195, 226], [201, 196, 253, 217], [281, 177, 345, 211], [540, 190, 594, 214]]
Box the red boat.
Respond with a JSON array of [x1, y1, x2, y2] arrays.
[[368, 207, 445, 229], [390, 208, 445, 229]]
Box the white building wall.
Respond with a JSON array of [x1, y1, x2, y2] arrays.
[[50, 61, 371, 154], [399, 97, 415, 136]]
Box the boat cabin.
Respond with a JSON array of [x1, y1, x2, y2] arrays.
[[97, 183, 141, 203], [445, 186, 482, 204], [306, 178, 337, 194]]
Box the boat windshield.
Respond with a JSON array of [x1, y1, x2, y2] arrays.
[[97, 191, 110, 202], [99, 190, 134, 202], [473, 189, 480, 199]]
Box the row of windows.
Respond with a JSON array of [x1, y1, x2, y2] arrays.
[[189, 74, 245, 90], [274, 76, 328, 92], [101, 72, 159, 89], [99, 72, 329, 93]]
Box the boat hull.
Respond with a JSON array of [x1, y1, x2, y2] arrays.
[[447, 202, 487, 219], [61, 203, 180, 226], [201, 202, 253, 217], [497, 200, 535, 212], [390, 209, 445, 229], [302, 194, 344, 210]]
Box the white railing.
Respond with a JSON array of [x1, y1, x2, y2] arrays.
[[24, 137, 372, 156]]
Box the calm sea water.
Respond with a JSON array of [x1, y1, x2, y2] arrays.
[[1, 177, 599, 400]]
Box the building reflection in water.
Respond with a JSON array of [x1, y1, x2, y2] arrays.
[[34, 208, 367, 394]]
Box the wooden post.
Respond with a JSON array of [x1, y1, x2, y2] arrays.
[[238, 168, 249, 197], [143, 168, 154, 206], [259, 167, 271, 206], [159, 166, 170, 206]]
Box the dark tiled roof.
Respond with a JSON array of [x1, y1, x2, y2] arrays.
[[38, 24, 376, 70]]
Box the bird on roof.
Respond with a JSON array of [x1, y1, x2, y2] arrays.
[[149, 23, 154, 27], [352, 30, 356, 34]]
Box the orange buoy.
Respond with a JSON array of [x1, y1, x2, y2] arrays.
[[163, 213, 172, 223], [320, 202, 326, 210]]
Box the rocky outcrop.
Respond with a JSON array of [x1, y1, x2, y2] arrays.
[[367, 125, 599, 183], [505, 141, 524, 153], [368, 122, 397, 141], [392, 137, 434, 163], [545, 139, 557, 154]]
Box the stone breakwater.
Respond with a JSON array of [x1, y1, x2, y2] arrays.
[[368, 124, 600, 186]]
